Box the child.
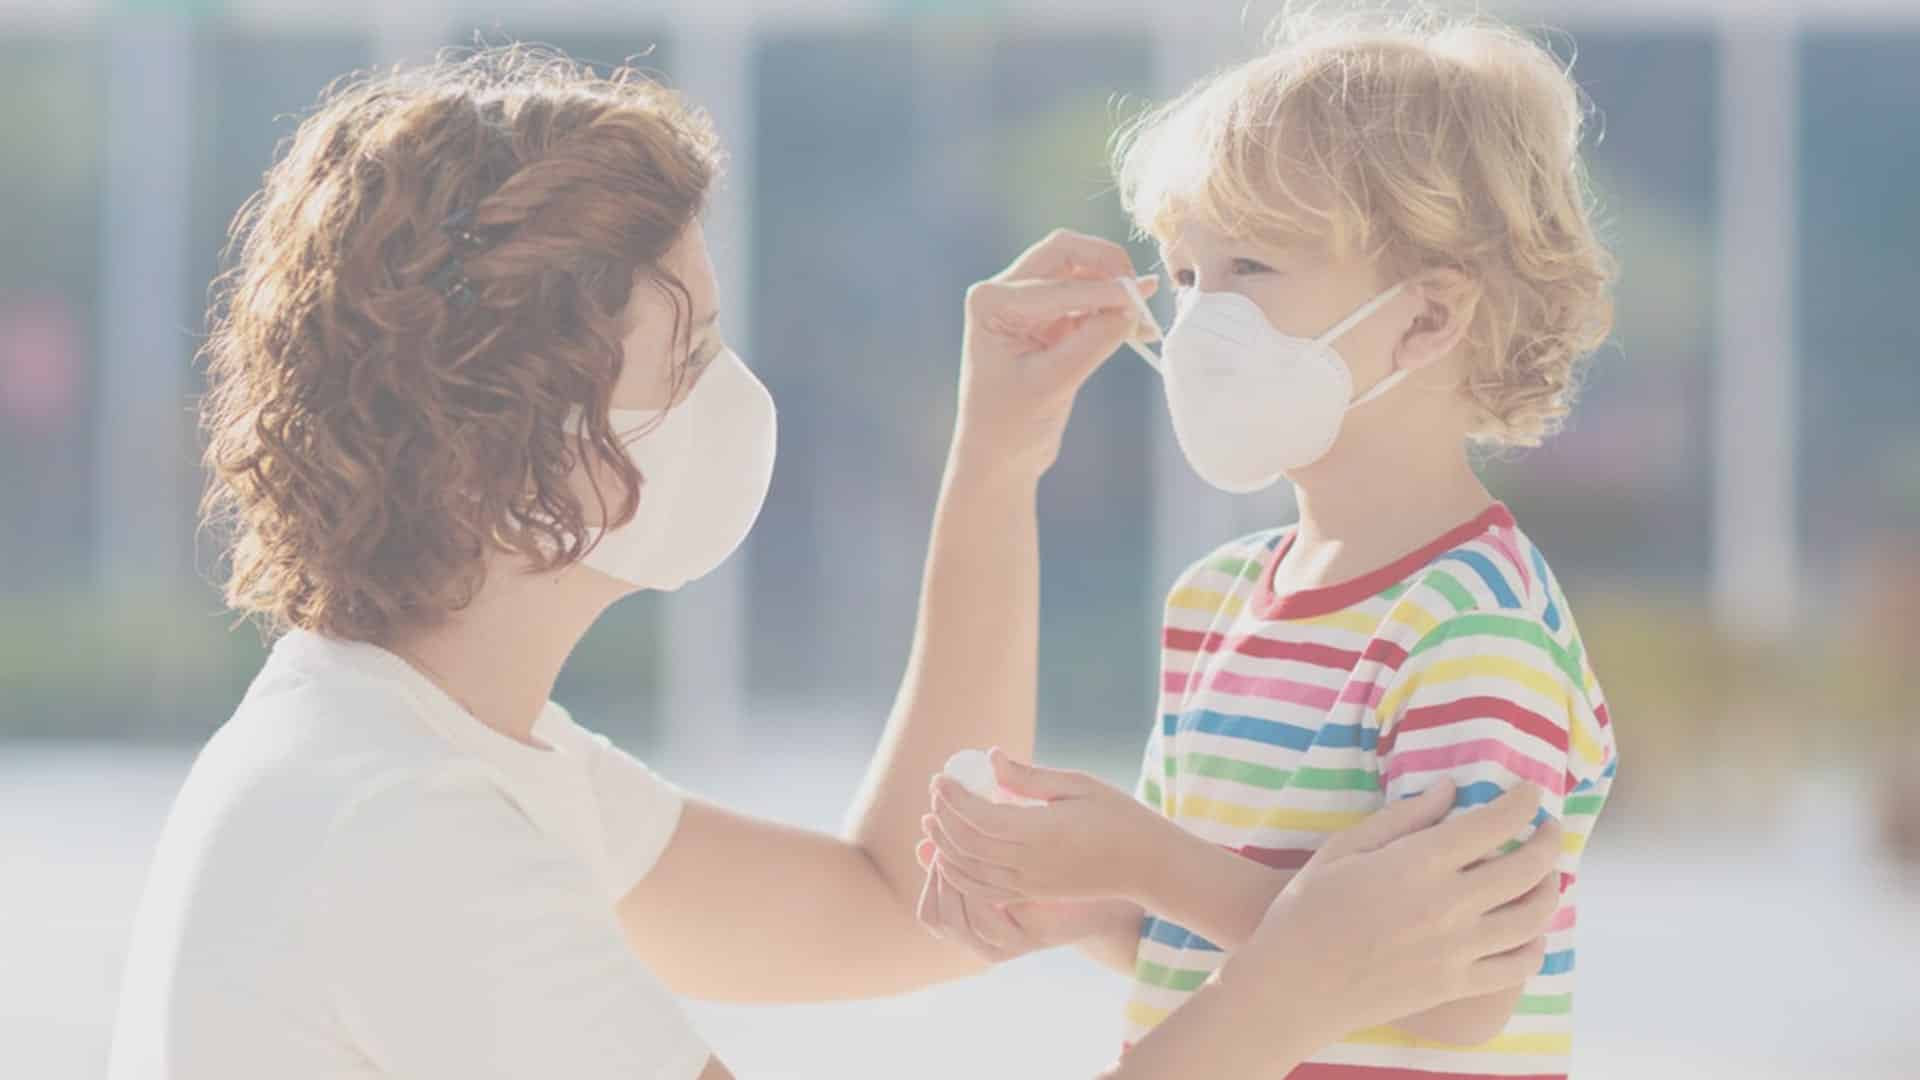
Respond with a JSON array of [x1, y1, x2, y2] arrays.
[[920, 10, 1619, 1078]]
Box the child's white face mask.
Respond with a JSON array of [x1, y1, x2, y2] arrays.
[[1121, 278, 1408, 492]]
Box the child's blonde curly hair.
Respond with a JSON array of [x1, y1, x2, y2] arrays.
[[1114, 6, 1616, 448]]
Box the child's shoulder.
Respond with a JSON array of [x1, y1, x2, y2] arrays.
[[1169, 526, 1290, 596], [1404, 509, 1571, 636]]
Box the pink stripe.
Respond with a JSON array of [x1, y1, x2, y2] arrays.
[[1486, 528, 1530, 595], [1383, 738, 1567, 794], [1549, 903, 1578, 933], [1337, 679, 1388, 708], [1205, 670, 1338, 708], [1163, 671, 1192, 694]]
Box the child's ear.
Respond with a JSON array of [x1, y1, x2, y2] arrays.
[[1394, 267, 1481, 374]]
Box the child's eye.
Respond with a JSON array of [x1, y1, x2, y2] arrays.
[[1172, 268, 1197, 288], [1232, 257, 1276, 275]]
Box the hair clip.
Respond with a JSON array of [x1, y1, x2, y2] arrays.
[[440, 206, 488, 250]]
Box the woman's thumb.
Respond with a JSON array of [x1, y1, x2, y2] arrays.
[[988, 748, 1088, 803], [1038, 308, 1136, 386], [1326, 780, 1457, 857]]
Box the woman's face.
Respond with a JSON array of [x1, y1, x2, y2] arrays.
[[612, 221, 725, 410]]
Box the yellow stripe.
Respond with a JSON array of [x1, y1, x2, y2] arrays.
[[1125, 999, 1171, 1032], [1568, 713, 1605, 767], [1383, 597, 1441, 638], [1379, 655, 1568, 726], [1293, 609, 1383, 635], [1168, 586, 1242, 618], [1562, 828, 1588, 856], [1345, 1025, 1573, 1056], [1174, 794, 1367, 833]]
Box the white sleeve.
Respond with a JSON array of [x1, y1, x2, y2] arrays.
[[570, 727, 688, 898], [316, 768, 712, 1080]]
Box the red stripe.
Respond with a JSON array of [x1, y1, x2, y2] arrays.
[[1594, 702, 1611, 729], [1288, 1065, 1563, 1080], [1361, 638, 1410, 670], [1235, 845, 1315, 870], [1163, 627, 1364, 671], [1381, 696, 1568, 757]]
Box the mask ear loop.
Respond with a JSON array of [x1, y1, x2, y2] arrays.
[[1116, 276, 1165, 376]]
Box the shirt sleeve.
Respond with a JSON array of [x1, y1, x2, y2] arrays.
[[317, 767, 712, 1080], [577, 729, 688, 899], [1374, 612, 1585, 837]]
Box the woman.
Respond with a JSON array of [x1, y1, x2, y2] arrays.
[[108, 47, 1560, 1079]]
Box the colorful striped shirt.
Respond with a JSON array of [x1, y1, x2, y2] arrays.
[[1124, 504, 1616, 1079]]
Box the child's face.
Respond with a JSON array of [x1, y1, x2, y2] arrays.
[[1157, 222, 1409, 400]]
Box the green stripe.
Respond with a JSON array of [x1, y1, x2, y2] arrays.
[[1175, 754, 1380, 793], [1406, 612, 1584, 686], [1564, 794, 1605, 816], [1513, 993, 1573, 1016], [1181, 753, 1291, 789], [1140, 778, 1163, 808], [1427, 572, 1478, 614], [1134, 959, 1212, 992], [1378, 581, 1411, 603], [1289, 766, 1381, 792], [1208, 556, 1267, 582], [1496, 837, 1524, 855]]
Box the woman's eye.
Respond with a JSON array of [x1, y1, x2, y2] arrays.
[[1232, 257, 1276, 275]]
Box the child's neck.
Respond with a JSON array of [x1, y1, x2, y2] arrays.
[[1280, 439, 1493, 595]]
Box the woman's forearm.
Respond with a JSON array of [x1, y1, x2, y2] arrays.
[[843, 453, 1043, 959]]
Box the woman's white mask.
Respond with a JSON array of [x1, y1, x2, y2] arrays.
[[1121, 277, 1408, 492], [577, 347, 777, 590]]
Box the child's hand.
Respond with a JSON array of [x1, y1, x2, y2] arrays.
[[913, 837, 1144, 963], [921, 748, 1177, 905]]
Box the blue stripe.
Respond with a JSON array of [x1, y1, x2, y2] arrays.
[[1451, 781, 1554, 828], [1530, 547, 1562, 631], [1540, 949, 1575, 976], [1572, 777, 1594, 793], [1602, 758, 1618, 779], [1142, 916, 1221, 953], [1170, 709, 1377, 752], [1438, 550, 1522, 609], [1162, 713, 1178, 738]]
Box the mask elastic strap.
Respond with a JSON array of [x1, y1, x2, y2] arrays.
[[1349, 365, 1415, 410], [1116, 275, 1165, 376], [1314, 281, 1407, 346]]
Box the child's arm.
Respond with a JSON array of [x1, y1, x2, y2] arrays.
[[922, 753, 1294, 949]]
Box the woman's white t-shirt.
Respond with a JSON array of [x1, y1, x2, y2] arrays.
[[107, 629, 712, 1080]]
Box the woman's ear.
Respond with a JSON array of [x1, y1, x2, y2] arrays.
[[1394, 267, 1481, 374]]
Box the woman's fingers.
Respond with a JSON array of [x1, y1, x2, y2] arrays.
[[1466, 937, 1550, 997], [1471, 872, 1562, 958], [1407, 784, 1544, 870], [1321, 781, 1456, 860], [1459, 817, 1562, 913], [969, 276, 1159, 328], [999, 228, 1136, 281]]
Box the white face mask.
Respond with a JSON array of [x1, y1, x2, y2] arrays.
[[577, 347, 777, 590], [1122, 278, 1408, 493]]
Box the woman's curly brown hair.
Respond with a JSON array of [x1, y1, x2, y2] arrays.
[[199, 44, 720, 642]]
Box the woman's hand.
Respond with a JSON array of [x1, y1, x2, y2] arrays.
[[1233, 781, 1564, 1035], [911, 836, 1144, 964], [921, 749, 1179, 905], [953, 230, 1158, 481]]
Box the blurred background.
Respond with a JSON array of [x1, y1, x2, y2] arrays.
[[3, 0, 1917, 1076]]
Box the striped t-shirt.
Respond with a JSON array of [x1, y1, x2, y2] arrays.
[[1124, 503, 1616, 1079]]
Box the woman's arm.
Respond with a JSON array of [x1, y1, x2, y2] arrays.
[[617, 232, 1159, 1002]]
